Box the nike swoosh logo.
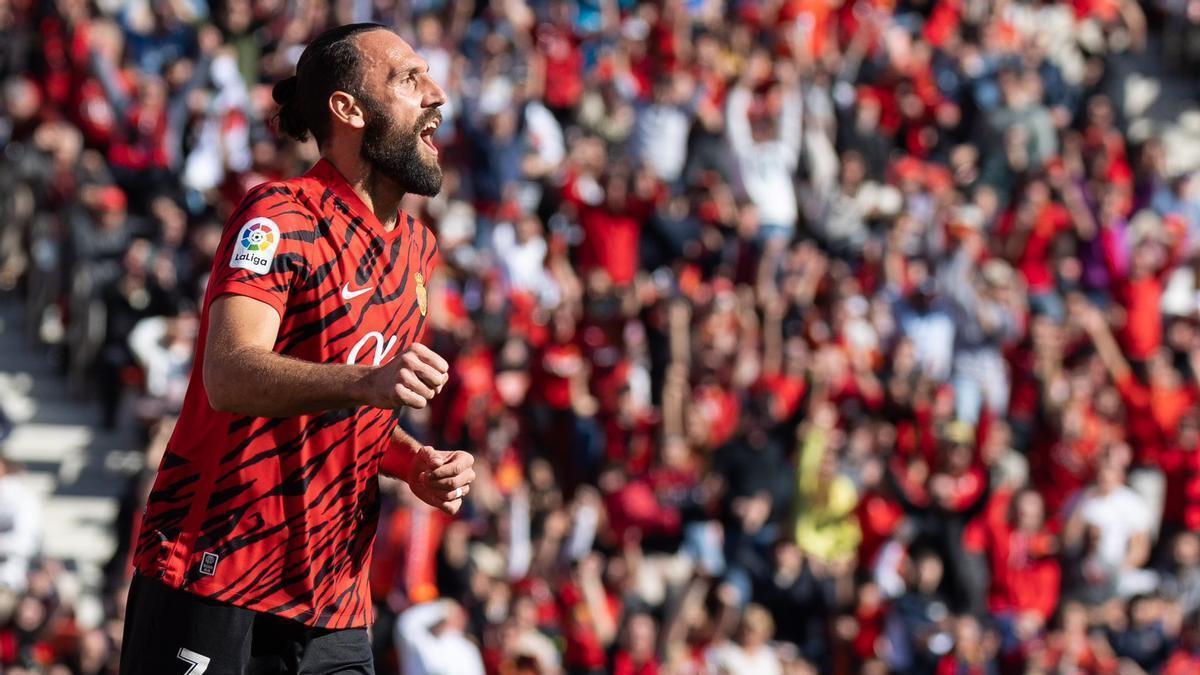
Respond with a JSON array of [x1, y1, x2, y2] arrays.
[[341, 284, 375, 301]]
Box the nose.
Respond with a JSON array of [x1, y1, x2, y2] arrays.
[[424, 76, 447, 109]]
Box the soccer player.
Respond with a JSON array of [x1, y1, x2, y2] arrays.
[[119, 23, 473, 674]]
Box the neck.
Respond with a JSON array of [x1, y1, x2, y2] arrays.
[[324, 151, 405, 232]]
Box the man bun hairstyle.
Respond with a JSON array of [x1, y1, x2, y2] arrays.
[[271, 22, 389, 146]]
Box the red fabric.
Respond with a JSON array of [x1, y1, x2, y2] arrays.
[[936, 656, 989, 675], [1116, 374, 1197, 465], [605, 414, 658, 476], [370, 506, 447, 605], [1118, 278, 1166, 361], [941, 466, 986, 512], [109, 100, 170, 171], [987, 525, 1061, 621], [963, 487, 1011, 555], [536, 341, 582, 410], [537, 24, 583, 110], [758, 373, 808, 422], [692, 384, 740, 448], [613, 653, 659, 675], [997, 202, 1072, 294], [605, 480, 682, 542], [563, 175, 657, 285], [1164, 650, 1200, 675], [853, 602, 887, 660], [441, 346, 495, 446], [922, 0, 962, 48], [1160, 444, 1200, 529], [856, 492, 904, 569], [134, 160, 438, 629], [778, 0, 835, 58], [1041, 635, 1119, 673], [560, 583, 621, 670]]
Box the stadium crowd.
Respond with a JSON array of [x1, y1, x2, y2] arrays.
[[2, 0, 1200, 673]]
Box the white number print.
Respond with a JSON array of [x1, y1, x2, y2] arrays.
[[177, 648, 211, 675], [346, 331, 398, 366]]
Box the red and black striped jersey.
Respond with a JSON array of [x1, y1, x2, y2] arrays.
[[133, 160, 437, 629]]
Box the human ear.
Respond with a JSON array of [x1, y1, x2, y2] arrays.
[[328, 91, 366, 130]]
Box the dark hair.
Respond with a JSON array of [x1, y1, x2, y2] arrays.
[[271, 23, 389, 146]]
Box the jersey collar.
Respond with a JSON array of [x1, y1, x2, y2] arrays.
[[305, 159, 411, 238]]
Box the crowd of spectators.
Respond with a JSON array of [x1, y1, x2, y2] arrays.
[[2, 0, 1200, 673]]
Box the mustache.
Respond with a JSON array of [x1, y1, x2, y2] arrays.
[[415, 108, 442, 132]]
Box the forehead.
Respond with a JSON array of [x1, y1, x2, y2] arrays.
[[354, 29, 423, 75]]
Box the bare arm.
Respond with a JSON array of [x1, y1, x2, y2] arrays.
[[778, 76, 803, 163], [725, 85, 754, 157], [1061, 494, 1090, 553], [1078, 304, 1132, 383], [203, 295, 448, 416], [1123, 531, 1151, 570], [761, 296, 786, 377]]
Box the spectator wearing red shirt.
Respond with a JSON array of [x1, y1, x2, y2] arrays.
[[612, 613, 659, 675], [560, 555, 619, 675], [563, 162, 662, 286], [1158, 412, 1200, 531], [536, 1, 584, 116], [1103, 211, 1188, 361], [987, 489, 1061, 654], [1081, 300, 1198, 468]]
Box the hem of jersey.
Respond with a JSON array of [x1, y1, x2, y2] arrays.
[[131, 571, 373, 630]]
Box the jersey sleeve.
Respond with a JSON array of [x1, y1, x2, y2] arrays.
[[206, 182, 314, 318]]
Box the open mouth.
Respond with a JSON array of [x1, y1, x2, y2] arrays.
[[419, 114, 441, 155]]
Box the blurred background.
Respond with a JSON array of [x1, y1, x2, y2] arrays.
[[1, 0, 1200, 673]]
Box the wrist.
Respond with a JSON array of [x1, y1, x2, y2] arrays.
[[348, 364, 381, 408], [381, 435, 419, 480]]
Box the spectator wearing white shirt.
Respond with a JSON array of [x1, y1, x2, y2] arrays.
[[706, 604, 783, 675], [725, 58, 802, 245], [491, 213, 560, 307], [1063, 447, 1157, 599], [128, 311, 197, 421], [0, 458, 40, 592], [634, 73, 696, 186], [888, 268, 956, 383], [396, 600, 485, 675]]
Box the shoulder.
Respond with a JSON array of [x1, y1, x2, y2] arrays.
[[225, 178, 322, 237]]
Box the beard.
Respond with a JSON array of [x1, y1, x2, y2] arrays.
[[359, 94, 443, 197]]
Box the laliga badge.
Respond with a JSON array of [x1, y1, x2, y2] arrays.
[[230, 217, 280, 274]]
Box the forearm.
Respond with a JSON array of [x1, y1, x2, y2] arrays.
[[205, 346, 374, 417], [1123, 533, 1150, 570], [1086, 320, 1131, 381], [381, 426, 422, 480], [726, 87, 753, 154]]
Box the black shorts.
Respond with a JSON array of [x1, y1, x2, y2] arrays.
[[119, 574, 375, 675]]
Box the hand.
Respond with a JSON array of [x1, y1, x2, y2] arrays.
[[405, 445, 474, 515], [362, 343, 449, 409], [1075, 303, 1107, 335]]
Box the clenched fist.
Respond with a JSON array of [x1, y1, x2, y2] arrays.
[[361, 343, 450, 409], [403, 445, 475, 515]]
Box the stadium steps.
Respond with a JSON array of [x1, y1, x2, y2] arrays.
[[0, 296, 137, 606]]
